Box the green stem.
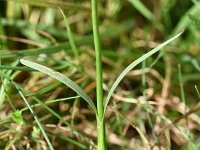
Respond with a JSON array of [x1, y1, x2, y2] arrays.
[[97, 117, 106, 150], [91, 0, 106, 149]]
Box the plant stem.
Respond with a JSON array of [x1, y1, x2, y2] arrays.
[[91, 0, 106, 149]]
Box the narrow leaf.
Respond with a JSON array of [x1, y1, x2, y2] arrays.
[[20, 59, 97, 114], [128, 0, 154, 21], [104, 31, 183, 115], [7, 0, 88, 10], [172, 3, 200, 35]]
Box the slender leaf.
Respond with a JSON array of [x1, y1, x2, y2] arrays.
[[195, 85, 200, 99], [104, 31, 183, 115], [16, 86, 54, 150], [0, 60, 18, 108], [178, 65, 186, 114], [172, 3, 200, 34], [0, 20, 134, 59], [0, 63, 70, 71], [59, 8, 80, 60], [21, 96, 80, 112], [20, 59, 97, 114], [7, 0, 88, 10], [128, 0, 154, 21]]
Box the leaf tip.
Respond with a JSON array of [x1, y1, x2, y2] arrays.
[[180, 29, 184, 35], [20, 59, 28, 65], [176, 29, 184, 37], [20, 59, 25, 64]]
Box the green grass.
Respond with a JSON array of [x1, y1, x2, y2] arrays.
[[1, 0, 200, 150]]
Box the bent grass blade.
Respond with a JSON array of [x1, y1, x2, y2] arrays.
[[20, 59, 97, 114], [17, 89, 54, 150], [104, 31, 183, 116]]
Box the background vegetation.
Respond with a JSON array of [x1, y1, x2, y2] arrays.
[[0, 0, 200, 149]]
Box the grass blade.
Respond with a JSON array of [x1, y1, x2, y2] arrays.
[[128, 0, 154, 21], [104, 31, 183, 115], [172, 3, 200, 34], [178, 64, 186, 114], [20, 59, 97, 114], [195, 85, 200, 99], [0, 20, 134, 59], [21, 96, 80, 112], [7, 0, 88, 10], [15, 86, 54, 150], [0, 60, 18, 108], [59, 8, 83, 70]]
